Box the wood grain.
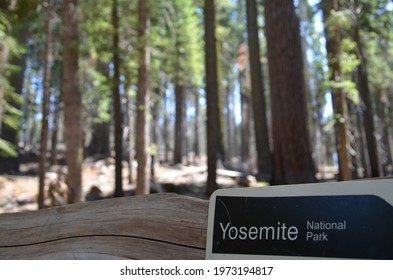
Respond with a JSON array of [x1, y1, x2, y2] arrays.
[[0, 193, 209, 259]]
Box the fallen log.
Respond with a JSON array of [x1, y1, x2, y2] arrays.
[[0, 193, 209, 260]]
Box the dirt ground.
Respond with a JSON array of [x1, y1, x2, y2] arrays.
[[0, 159, 240, 214]]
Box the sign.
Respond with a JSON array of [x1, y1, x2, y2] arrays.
[[205, 179, 393, 259]]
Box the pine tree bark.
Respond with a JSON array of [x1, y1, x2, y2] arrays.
[[322, 0, 352, 181], [238, 43, 250, 167], [126, 92, 134, 184], [173, 83, 184, 164], [112, 0, 123, 197], [299, 0, 317, 168], [216, 41, 226, 162], [204, 0, 219, 194], [224, 82, 234, 163], [239, 68, 250, 166], [246, 0, 272, 181], [264, 0, 316, 184], [62, 0, 83, 203], [50, 94, 61, 166], [151, 95, 159, 181], [163, 83, 170, 163], [376, 90, 393, 175], [38, 0, 55, 209], [353, 24, 381, 178], [355, 105, 369, 177], [194, 89, 201, 159], [135, 0, 151, 195]]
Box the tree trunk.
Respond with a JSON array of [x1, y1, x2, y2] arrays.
[[50, 94, 61, 166], [112, 0, 123, 197], [246, 0, 272, 181], [135, 0, 151, 195], [204, 0, 219, 195], [322, 0, 352, 181], [264, 0, 316, 184], [299, 0, 318, 170], [163, 81, 170, 163], [38, 0, 55, 209], [353, 24, 381, 178], [239, 67, 250, 167], [126, 92, 134, 184], [216, 41, 225, 163], [355, 104, 369, 177], [87, 122, 110, 157], [376, 90, 393, 176], [194, 89, 200, 159], [62, 0, 83, 203], [224, 81, 234, 164], [151, 94, 159, 181], [173, 83, 184, 164], [238, 43, 250, 168]]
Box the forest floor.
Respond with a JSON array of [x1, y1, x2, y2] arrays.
[[0, 157, 260, 214], [0, 156, 338, 214]]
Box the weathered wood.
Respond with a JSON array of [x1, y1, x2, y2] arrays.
[[0, 193, 209, 260]]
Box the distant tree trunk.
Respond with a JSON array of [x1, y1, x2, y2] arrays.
[[126, 92, 134, 184], [376, 90, 393, 175], [50, 94, 61, 166], [347, 101, 359, 179], [246, 0, 272, 181], [353, 24, 381, 178], [224, 81, 234, 164], [88, 122, 110, 157], [264, 0, 316, 184], [38, 0, 55, 209], [194, 89, 200, 159], [112, 0, 123, 197], [62, 0, 83, 203], [151, 95, 159, 181], [355, 105, 369, 177], [204, 0, 219, 195], [135, 0, 151, 195], [377, 37, 393, 176], [299, 0, 318, 172], [322, 0, 352, 181], [216, 42, 226, 163], [227, 80, 238, 162], [173, 83, 184, 164], [239, 68, 250, 166], [162, 81, 170, 163], [238, 43, 250, 167]]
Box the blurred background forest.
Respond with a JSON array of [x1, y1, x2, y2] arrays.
[[0, 0, 392, 212]]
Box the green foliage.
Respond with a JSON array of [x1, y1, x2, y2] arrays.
[[323, 4, 361, 105], [339, 38, 360, 74], [2, 99, 23, 130], [0, 9, 26, 157], [151, 0, 204, 88], [356, 1, 393, 97], [79, 0, 113, 126], [80, 61, 112, 123], [0, 138, 17, 157], [216, 0, 245, 81], [326, 9, 352, 32]]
